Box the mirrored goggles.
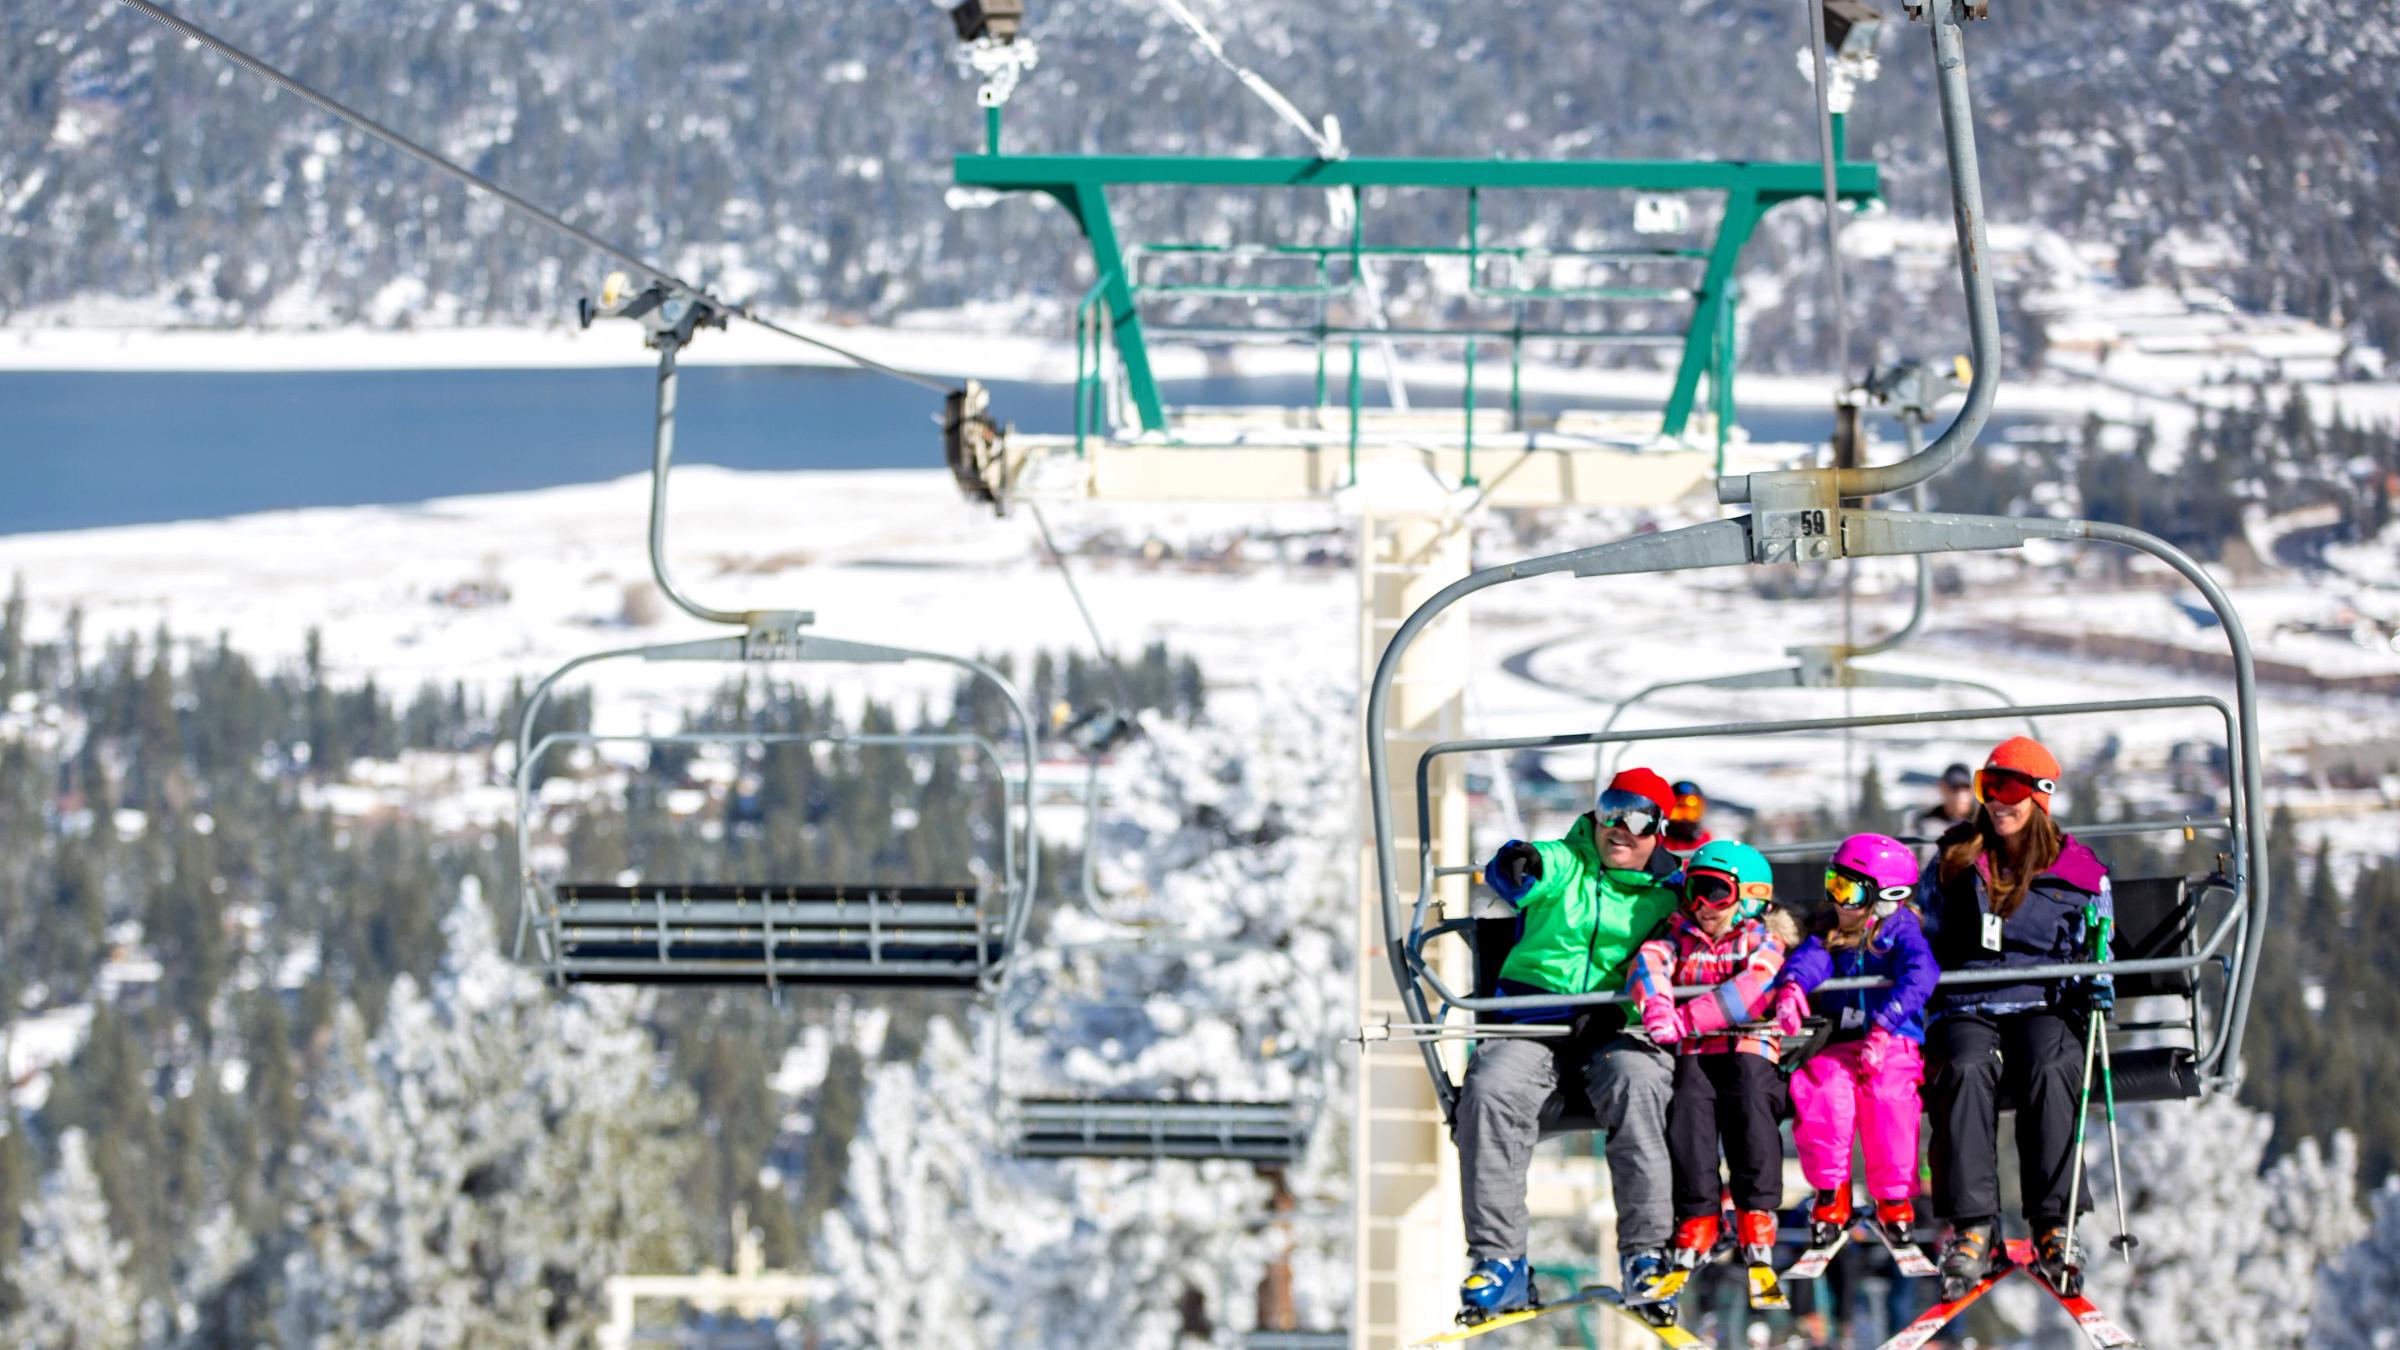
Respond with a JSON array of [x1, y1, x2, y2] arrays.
[[1669, 792, 1706, 824], [1686, 871, 1740, 909], [1596, 789, 1665, 837], [1825, 865, 1914, 911], [1975, 767, 2055, 806], [1601, 809, 1663, 838]]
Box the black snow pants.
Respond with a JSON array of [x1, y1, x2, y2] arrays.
[[1927, 1006, 2089, 1227], [1666, 1051, 1784, 1218]]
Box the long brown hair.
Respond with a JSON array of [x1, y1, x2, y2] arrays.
[[1937, 805, 2063, 919]]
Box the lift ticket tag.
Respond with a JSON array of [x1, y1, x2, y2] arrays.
[[1981, 912, 2005, 952]]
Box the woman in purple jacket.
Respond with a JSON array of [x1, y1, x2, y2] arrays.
[[1918, 736, 2113, 1299], [1772, 833, 1939, 1250]]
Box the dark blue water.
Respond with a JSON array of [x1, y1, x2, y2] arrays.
[[1, 366, 2039, 535]]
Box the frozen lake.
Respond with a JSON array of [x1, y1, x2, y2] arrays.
[[2, 364, 2052, 535]]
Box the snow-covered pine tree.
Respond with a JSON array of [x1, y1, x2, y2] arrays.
[[2312, 1177, 2400, 1350], [3, 1129, 135, 1350], [811, 688, 1356, 1347], [273, 878, 697, 1346]]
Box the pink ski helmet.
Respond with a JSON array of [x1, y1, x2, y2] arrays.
[[1825, 832, 1919, 912]]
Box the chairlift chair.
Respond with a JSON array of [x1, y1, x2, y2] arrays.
[[1363, 4, 2272, 1131], [510, 286, 1041, 995], [1000, 939, 1324, 1164]]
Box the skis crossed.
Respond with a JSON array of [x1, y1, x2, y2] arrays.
[[1783, 1216, 1937, 1282], [1876, 1240, 2142, 1350]]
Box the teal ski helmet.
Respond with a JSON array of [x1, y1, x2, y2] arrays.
[[1684, 839, 1774, 920]]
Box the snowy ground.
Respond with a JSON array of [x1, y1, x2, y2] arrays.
[[4, 456, 2395, 845]]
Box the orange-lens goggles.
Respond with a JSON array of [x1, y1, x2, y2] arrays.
[[1974, 767, 2055, 805], [1669, 792, 1706, 824]]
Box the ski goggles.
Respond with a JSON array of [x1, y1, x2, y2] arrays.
[[1669, 791, 1706, 824], [1685, 870, 1742, 910], [1825, 865, 1914, 911], [1974, 767, 2055, 806], [1596, 789, 1665, 838]]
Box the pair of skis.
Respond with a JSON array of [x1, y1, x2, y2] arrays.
[[1409, 1282, 1707, 1348], [1877, 1239, 2142, 1350], [1783, 1216, 1937, 1282]]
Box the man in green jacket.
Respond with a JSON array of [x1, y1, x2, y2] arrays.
[[1454, 767, 1684, 1324]]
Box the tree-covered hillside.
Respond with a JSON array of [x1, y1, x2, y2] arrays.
[[3, 2, 2394, 364]]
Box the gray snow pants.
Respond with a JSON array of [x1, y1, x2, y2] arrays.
[[1456, 1032, 1674, 1261]]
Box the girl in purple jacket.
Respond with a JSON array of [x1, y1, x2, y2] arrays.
[[1772, 833, 1940, 1250]]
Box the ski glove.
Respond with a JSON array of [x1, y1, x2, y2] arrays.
[[1486, 840, 1541, 902], [1771, 982, 1810, 1039], [2071, 977, 2115, 1016], [1640, 995, 1686, 1047], [1857, 1025, 1898, 1083]]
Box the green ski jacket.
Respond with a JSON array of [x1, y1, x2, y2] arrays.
[[1495, 814, 1681, 998]]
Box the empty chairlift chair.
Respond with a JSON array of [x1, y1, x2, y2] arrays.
[[511, 636, 1040, 994], [1003, 942, 1320, 1164], [510, 277, 1042, 995]]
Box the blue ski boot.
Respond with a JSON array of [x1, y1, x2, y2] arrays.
[[1457, 1257, 1534, 1323], [1620, 1246, 1677, 1307]]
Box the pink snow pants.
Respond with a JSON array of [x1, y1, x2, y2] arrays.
[[1789, 1038, 1924, 1201]]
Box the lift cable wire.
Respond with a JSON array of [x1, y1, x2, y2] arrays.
[[1028, 501, 1141, 720], [109, 0, 951, 396], [1802, 0, 1854, 387], [1148, 0, 1339, 159], [1026, 502, 1186, 815], [1143, 0, 1412, 412]]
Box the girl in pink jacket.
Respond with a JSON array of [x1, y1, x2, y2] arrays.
[[1627, 839, 1799, 1277], [1771, 833, 1941, 1251]]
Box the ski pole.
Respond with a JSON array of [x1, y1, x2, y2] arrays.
[[2090, 914, 2140, 1273], [2061, 901, 2109, 1274], [2062, 1001, 2101, 1272]]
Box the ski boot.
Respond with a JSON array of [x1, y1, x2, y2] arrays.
[[1457, 1257, 1534, 1325], [1619, 1246, 1678, 1308], [1669, 1214, 1720, 1271], [1736, 1209, 1780, 1267], [1808, 1187, 1854, 1249], [1870, 1196, 1938, 1276], [1937, 1219, 1999, 1302], [2033, 1224, 2084, 1297], [1873, 1196, 1915, 1237], [1738, 1208, 1790, 1309]]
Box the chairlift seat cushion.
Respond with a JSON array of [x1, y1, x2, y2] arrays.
[[2107, 875, 2200, 1000]]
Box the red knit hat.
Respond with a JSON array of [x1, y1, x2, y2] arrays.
[[1982, 736, 2062, 812], [1601, 767, 1677, 817]]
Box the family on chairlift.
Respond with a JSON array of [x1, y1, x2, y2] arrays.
[[1456, 737, 2115, 1328]]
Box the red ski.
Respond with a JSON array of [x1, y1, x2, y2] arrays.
[[1872, 1241, 2025, 1350], [2030, 1270, 2143, 1349]]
